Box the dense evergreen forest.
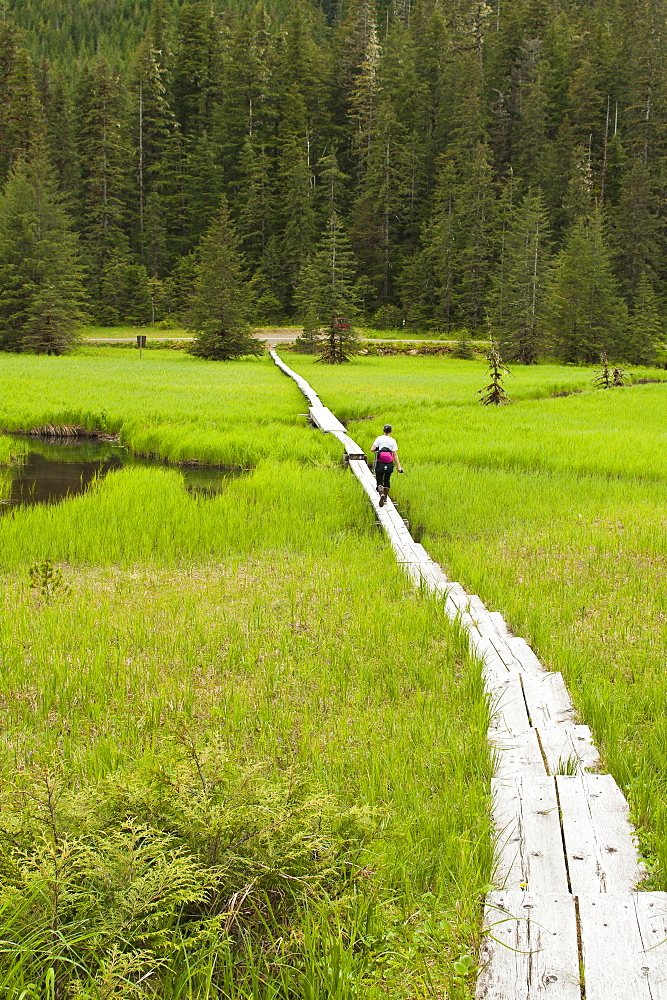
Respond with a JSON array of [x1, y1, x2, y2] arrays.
[[1, 0, 666, 362]]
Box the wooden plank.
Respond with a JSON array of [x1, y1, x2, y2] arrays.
[[412, 542, 432, 560], [484, 661, 522, 712], [579, 895, 653, 1000], [634, 892, 667, 996], [484, 633, 527, 672], [490, 728, 547, 781], [475, 635, 511, 678], [536, 724, 600, 775], [476, 891, 580, 999], [468, 593, 494, 619], [465, 595, 504, 637], [330, 430, 368, 455], [418, 562, 450, 589], [507, 636, 546, 674], [489, 611, 510, 635], [521, 672, 576, 728], [308, 406, 347, 434], [492, 776, 569, 894], [557, 774, 645, 895], [434, 580, 469, 607], [475, 613, 510, 644]]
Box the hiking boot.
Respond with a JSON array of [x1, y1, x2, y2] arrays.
[[379, 487, 387, 507]]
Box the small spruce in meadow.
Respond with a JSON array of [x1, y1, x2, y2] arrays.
[[478, 344, 511, 404], [29, 559, 69, 602]]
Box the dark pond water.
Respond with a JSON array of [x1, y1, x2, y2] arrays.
[[0, 439, 244, 512]]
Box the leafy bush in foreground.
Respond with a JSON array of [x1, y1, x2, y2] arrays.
[[0, 737, 374, 996]]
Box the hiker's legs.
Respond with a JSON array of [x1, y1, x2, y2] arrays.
[[375, 461, 393, 494]]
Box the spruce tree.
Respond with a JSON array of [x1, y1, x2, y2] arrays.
[[236, 137, 274, 268], [133, 39, 179, 273], [276, 87, 317, 305], [628, 274, 663, 365], [171, 1, 222, 139], [296, 213, 359, 363], [188, 197, 262, 360], [350, 96, 411, 306], [76, 60, 151, 323], [492, 189, 552, 364], [0, 151, 87, 354], [38, 68, 78, 199], [545, 209, 628, 364], [424, 53, 496, 333], [0, 22, 44, 184], [611, 161, 662, 301]]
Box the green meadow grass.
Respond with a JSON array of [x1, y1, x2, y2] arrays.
[[0, 353, 493, 999], [0, 349, 340, 468], [0, 434, 25, 465], [286, 352, 667, 886]]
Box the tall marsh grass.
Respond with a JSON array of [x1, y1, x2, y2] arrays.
[[0, 350, 339, 468]]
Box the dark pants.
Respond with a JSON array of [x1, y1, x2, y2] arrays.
[[375, 461, 393, 490]]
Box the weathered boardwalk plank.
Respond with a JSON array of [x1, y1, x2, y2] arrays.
[[506, 636, 546, 675], [490, 728, 546, 781], [557, 773, 645, 894], [491, 674, 532, 733], [492, 776, 569, 893], [536, 724, 600, 775], [309, 405, 348, 434], [521, 672, 576, 729], [579, 894, 667, 1000], [635, 892, 667, 994], [476, 891, 580, 999], [271, 351, 322, 405]]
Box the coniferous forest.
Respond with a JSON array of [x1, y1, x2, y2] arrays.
[[1, 0, 667, 363]]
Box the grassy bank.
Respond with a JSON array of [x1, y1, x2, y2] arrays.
[[0, 352, 492, 998], [286, 352, 667, 885], [0, 434, 25, 465], [0, 349, 339, 468]]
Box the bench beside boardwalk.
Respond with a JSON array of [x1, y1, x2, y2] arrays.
[[270, 350, 667, 999]]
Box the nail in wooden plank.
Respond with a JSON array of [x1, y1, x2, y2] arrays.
[[476, 891, 580, 999], [556, 774, 645, 895]]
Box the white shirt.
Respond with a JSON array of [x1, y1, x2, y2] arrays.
[[372, 435, 398, 453]]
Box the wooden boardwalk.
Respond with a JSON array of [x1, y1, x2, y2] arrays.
[[270, 350, 667, 999]]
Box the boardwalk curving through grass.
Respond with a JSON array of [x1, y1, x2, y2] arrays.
[[270, 349, 667, 1000]]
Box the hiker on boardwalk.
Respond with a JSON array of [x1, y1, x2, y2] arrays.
[[370, 424, 402, 507]]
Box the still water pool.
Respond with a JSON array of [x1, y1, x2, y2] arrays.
[[0, 439, 244, 511]]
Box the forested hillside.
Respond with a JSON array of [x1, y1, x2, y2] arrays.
[[1, 0, 666, 362]]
